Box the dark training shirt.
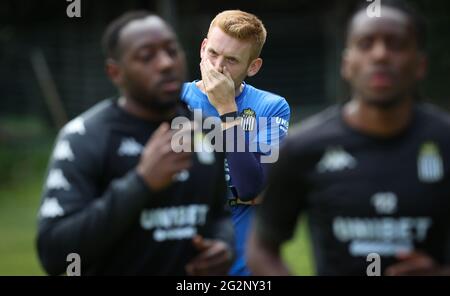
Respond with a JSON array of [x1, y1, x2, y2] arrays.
[[255, 104, 450, 275], [37, 99, 233, 275]]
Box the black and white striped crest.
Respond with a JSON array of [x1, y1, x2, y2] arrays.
[[418, 142, 444, 183], [240, 108, 256, 131]]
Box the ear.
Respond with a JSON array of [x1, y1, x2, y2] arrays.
[[415, 53, 428, 81], [341, 48, 351, 82], [105, 59, 123, 87], [247, 58, 263, 77], [200, 38, 208, 60]]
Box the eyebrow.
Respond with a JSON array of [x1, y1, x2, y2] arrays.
[[131, 38, 177, 51], [207, 48, 240, 61]]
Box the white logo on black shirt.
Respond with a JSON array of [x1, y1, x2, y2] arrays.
[[173, 170, 190, 182], [53, 140, 75, 162], [46, 169, 71, 191], [64, 117, 86, 135], [194, 132, 215, 165], [118, 137, 143, 157], [317, 146, 357, 173], [40, 197, 65, 218], [371, 192, 398, 215], [140, 204, 209, 242]]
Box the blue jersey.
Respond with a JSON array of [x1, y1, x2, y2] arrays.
[[181, 81, 290, 275]]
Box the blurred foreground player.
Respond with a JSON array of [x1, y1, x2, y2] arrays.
[[248, 0, 450, 276], [36, 11, 233, 275]]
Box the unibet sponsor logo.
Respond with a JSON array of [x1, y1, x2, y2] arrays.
[[333, 216, 433, 256], [275, 117, 289, 133], [140, 204, 209, 241]]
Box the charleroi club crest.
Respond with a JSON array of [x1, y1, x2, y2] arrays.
[[240, 108, 256, 131], [417, 141, 444, 183]]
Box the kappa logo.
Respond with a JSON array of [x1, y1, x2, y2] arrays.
[[46, 169, 71, 191], [53, 140, 75, 162], [118, 137, 143, 157], [317, 146, 357, 173], [39, 197, 65, 218], [64, 117, 86, 136], [240, 108, 256, 131], [418, 142, 444, 183]]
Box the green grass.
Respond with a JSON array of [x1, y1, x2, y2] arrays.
[[0, 117, 53, 275], [282, 217, 315, 275], [0, 181, 46, 275], [0, 116, 314, 275]]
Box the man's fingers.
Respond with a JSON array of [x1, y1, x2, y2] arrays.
[[171, 156, 193, 172], [385, 256, 436, 276], [191, 244, 229, 264], [186, 241, 232, 276], [223, 66, 233, 81], [146, 122, 170, 146], [204, 58, 224, 79], [192, 235, 213, 252], [189, 240, 230, 268], [186, 257, 230, 276], [396, 251, 426, 261], [200, 60, 212, 86], [199, 60, 207, 80]]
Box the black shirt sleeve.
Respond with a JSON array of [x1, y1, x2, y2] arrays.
[[36, 127, 154, 275], [253, 138, 309, 246], [203, 152, 235, 249]]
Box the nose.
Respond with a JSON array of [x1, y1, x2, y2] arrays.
[[156, 49, 175, 71], [371, 40, 389, 62], [210, 56, 225, 73]]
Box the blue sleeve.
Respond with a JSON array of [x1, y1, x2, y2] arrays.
[[224, 125, 269, 201], [180, 82, 191, 105], [252, 97, 290, 154]]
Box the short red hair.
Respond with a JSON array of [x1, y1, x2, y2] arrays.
[[208, 10, 267, 60]]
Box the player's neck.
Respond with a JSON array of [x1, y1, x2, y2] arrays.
[[118, 96, 176, 122], [343, 98, 414, 138], [195, 80, 244, 97]]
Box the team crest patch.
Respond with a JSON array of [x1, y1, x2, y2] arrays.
[[418, 141, 444, 183], [240, 108, 256, 131]]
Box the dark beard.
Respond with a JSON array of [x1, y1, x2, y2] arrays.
[[131, 91, 179, 113], [137, 96, 178, 112], [365, 95, 406, 110]]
